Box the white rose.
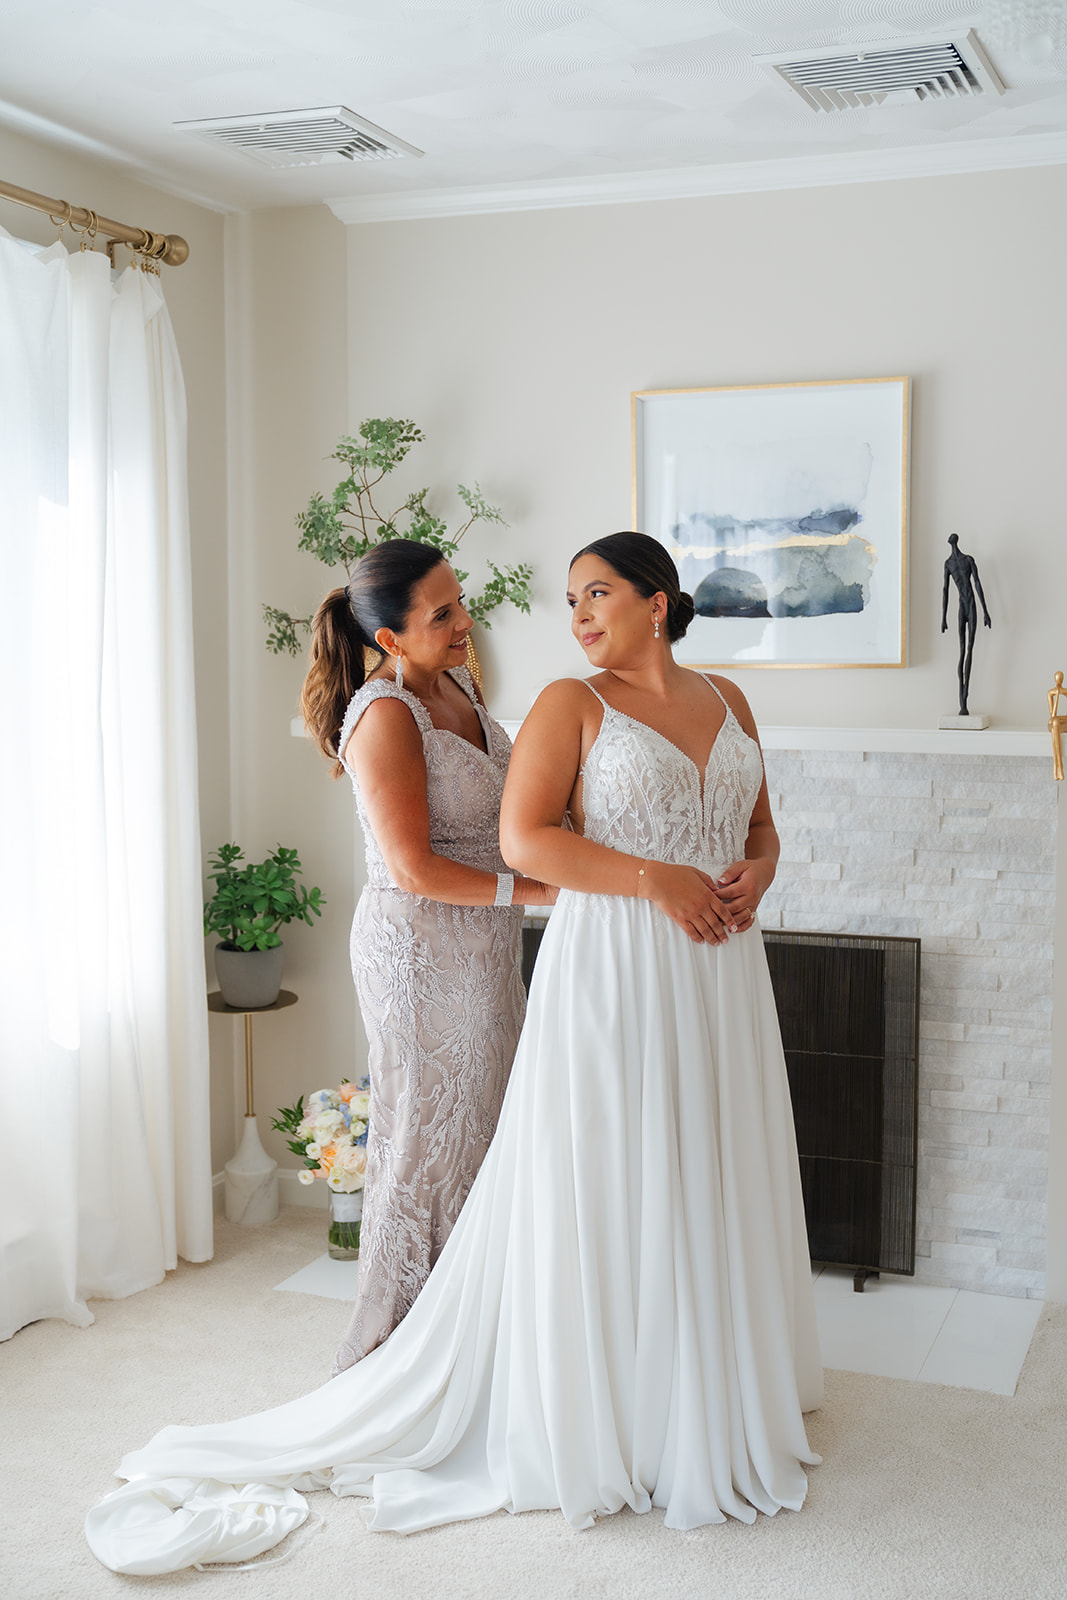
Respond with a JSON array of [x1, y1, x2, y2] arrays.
[[349, 1119, 367, 1143], [297, 1169, 316, 1186], [305, 1142, 321, 1159], [328, 1168, 358, 1193], [341, 1147, 367, 1177], [350, 1091, 370, 1120]]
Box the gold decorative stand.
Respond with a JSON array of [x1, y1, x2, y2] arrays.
[[1049, 671, 1065, 782], [208, 989, 298, 1225]]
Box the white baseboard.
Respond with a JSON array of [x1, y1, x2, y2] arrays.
[[278, 1168, 329, 1209], [212, 1167, 330, 1211]]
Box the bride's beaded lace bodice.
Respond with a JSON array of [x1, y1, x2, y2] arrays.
[[580, 678, 764, 877]]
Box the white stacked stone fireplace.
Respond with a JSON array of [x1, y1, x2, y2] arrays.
[[758, 728, 1056, 1300]]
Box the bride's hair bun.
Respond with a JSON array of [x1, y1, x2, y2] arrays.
[[672, 591, 695, 641]]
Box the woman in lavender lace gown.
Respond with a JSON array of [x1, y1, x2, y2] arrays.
[[300, 540, 554, 1373], [86, 534, 820, 1574]]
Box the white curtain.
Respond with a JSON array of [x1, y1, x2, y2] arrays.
[[0, 227, 213, 1342]]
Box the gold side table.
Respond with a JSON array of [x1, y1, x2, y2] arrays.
[[209, 989, 297, 1225]]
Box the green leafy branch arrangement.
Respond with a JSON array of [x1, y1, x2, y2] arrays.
[[203, 844, 325, 951], [264, 418, 533, 656], [270, 1095, 310, 1163]]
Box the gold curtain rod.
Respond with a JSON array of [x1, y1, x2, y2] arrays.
[[0, 177, 189, 266]]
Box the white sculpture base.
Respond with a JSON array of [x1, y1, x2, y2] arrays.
[[225, 1115, 279, 1225], [939, 713, 989, 730]]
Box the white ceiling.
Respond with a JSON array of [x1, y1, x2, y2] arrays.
[[1, 1, 1066, 217]]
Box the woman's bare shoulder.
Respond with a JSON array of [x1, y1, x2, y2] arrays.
[[351, 687, 420, 724], [343, 691, 423, 762], [529, 676, 601, 712], [513, 678, 599, 754]]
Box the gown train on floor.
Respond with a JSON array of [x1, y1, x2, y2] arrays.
[[85, 683, 822, 1575]]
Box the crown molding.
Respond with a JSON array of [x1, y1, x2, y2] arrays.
[[327, 130, 1067, 226], [0, 97, 236, 216]]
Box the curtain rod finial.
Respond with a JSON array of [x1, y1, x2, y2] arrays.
[[162, 235, 189, 266]]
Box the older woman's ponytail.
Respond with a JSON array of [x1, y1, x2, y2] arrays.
[[301, 588, 373, 777], [302, 539, 447, 778]]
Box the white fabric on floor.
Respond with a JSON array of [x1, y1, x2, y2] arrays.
[[86, 896, 821, 1572], [0, 228, 212, 1343]]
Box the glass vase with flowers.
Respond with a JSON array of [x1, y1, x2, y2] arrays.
[[272, 1078, 370, 1259]]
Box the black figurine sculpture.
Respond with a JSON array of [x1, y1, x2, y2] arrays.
[[941, 534, 991, 716]]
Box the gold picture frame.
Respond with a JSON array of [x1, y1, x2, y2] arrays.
[[632, 376, 910, 669]]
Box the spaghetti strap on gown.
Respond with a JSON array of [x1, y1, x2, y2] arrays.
[[85, 678, 822, 1575]]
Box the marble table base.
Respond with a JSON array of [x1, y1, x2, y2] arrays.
[[225, 1115, 279, 1225], [939, 713, 989, 729]]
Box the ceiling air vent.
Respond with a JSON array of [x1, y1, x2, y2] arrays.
[[756, 29, 1005, 112], [175, 106, 423, 168]]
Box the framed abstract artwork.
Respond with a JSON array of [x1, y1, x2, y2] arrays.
[[632, 377, 910, 668]]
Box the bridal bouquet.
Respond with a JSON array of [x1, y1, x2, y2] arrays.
[[272, 1078, 371, 1194]]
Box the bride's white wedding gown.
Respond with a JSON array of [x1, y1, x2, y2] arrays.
[[85, 682, 822, 1575]]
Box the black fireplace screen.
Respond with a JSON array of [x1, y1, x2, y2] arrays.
[[521, 921, 920, 1279], [762, 930, 920, 1277]]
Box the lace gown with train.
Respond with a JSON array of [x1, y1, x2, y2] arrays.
[[86, 681, 823, 1575], [333, 666, 525, 1373]]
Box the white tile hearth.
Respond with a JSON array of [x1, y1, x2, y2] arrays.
[[914, 1286, 1044, 1394], [811, 1266, 1042, 1397], [274, 1254, 360, 1301], [812, 1266, 958, 1383]]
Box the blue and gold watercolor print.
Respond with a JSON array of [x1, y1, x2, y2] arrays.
[[671, 438, 878, 622]]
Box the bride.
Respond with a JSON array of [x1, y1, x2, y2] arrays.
[[86, 532, 821, 1575]]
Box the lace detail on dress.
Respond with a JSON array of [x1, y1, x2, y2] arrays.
[[338, 667, 508, 890], [333, 666, 524, 1376], [580, 678, 765, 876]]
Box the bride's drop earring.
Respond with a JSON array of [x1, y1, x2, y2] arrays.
[[395, 654, 404, 692], [653, 615, 660, 639]]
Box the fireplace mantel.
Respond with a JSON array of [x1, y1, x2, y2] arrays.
[[293, 716, 1049, 763], [757, 727, 1047, 757], [494, 720, 1049, 759]]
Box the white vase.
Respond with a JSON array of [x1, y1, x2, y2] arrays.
[[224, 1116, 279, 1225]]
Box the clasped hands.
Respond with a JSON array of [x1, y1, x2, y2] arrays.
[[637, 857, 775, 945]]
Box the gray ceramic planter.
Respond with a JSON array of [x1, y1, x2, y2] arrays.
[[213, 942, 285, 1009]]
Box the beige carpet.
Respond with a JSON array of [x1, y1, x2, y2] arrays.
[[3, 1208, 1065, 1600]]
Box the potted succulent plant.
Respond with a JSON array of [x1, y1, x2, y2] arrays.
[[262, 417, 532, 669], [204, 843, 325, 1009]]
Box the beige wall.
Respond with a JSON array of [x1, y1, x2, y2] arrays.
[[223, 204, 355, 1176], [0, 128, 236, 1176], [344, 165, 1067, 734]]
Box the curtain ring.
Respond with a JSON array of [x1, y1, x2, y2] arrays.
[[77, 209, 99, 252], [68, 207, 99, 250], [48, 200, 73, 238], [134, 230, 164, 274]]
